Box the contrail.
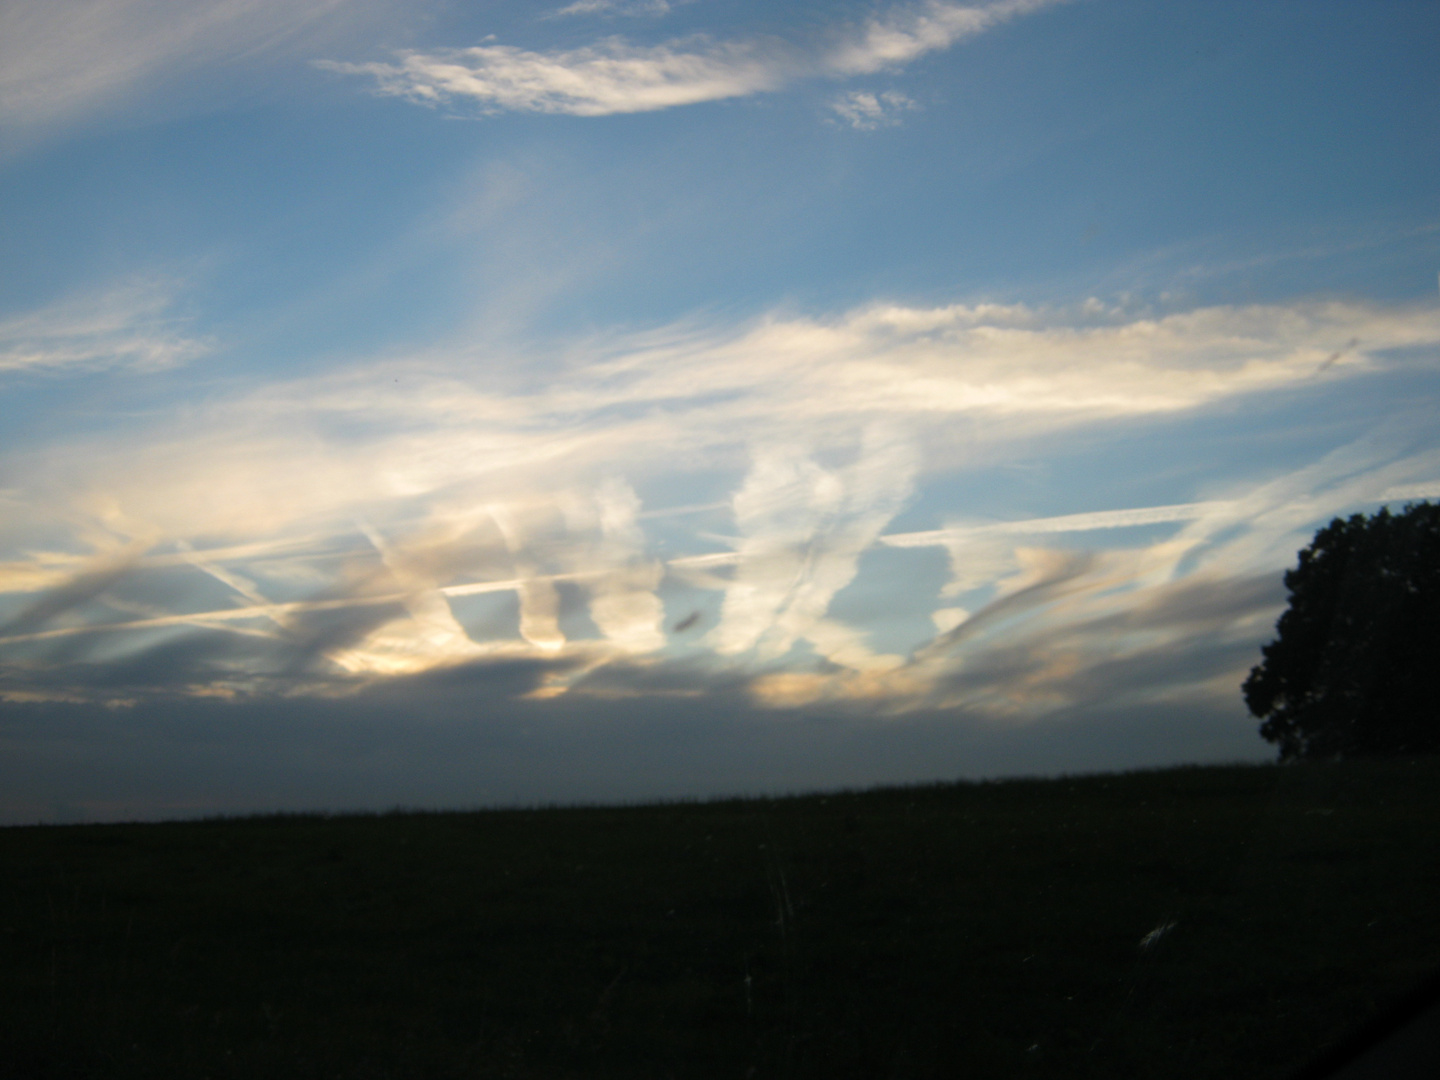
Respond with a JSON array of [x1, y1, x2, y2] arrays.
[[0, 570, 610, 644], [878, 501, 1235, 549], [9, 491, 1435, 647]]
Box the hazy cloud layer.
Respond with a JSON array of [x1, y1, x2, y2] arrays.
[[321, 0, 1063, 117], [0, 682, 1269, 825], [0, 0, 380, 134], [1, 293, 1436, 716]]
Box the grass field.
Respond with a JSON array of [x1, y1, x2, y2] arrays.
[[2, 758, 1439, 1079]]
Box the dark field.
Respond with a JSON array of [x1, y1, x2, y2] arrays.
[[3, 759, 1438, 1079]]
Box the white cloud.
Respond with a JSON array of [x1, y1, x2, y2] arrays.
[[0, 281, 210, 376], [822, 0, 1058, 77], [318, 35, 790, 116], [1379, 481, 1440, 502], [706, 428, 917, 668], [828, 89, 917, 130], [547, 0, 675, 18], [584, 477, 666, 654], [3, 294, 1431, 542], [320, 0, 1065, 117]]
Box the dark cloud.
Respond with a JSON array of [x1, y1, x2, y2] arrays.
[[1091, 572, 1284, 636], [568, 656, 752, 699], [918, 550, 1098, 660], [73, 629, 269, 689], [371, 653, 593, 701], [0, 627, 263, 700], [0, 552, 139, 637], [922, 571, 1281, 712], [277, 598, 409, 673], [1045, 638, 1259, 705], [0, 628, 588, 710]]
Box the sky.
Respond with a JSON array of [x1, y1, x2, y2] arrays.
[[1, 0, 1438, 824]]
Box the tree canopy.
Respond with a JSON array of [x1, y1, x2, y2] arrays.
[[1245, 502, 1440, 761]]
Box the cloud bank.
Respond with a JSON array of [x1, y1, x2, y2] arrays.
[[0, 292, 1436, 719], [320, 0, 1064, 117]]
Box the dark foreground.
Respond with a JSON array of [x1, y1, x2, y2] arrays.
[[3, 760, 1439, 1079]]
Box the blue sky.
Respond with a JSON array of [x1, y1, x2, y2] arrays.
[[1, 0, 1438, 822]]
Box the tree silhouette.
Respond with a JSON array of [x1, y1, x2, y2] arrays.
[[1245, 502, 1440, 761]]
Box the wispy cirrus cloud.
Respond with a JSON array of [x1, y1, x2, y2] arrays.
[[1, 292, 1436, 709], [828, 89, 917, 129], [319, 0, 1064, 117], [0, 281, 210, 376], [3, 291, 1433, 546]]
